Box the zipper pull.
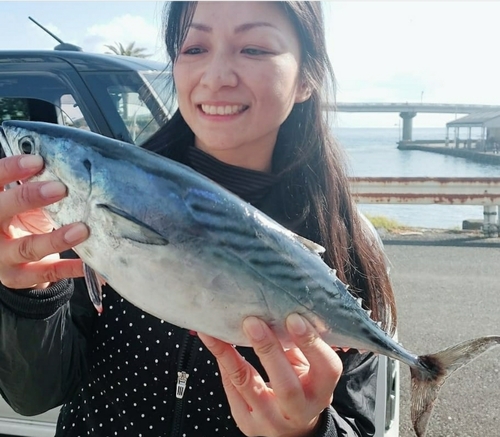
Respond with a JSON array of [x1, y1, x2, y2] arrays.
[[176, 371, 189, 399]]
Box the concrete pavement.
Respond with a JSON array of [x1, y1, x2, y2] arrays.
[[381, 230, 500, 437]]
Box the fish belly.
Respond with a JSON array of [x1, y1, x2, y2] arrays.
[[76, 235, 303, 346]]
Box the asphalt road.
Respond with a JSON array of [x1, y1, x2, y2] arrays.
[[381, 230, 500, 437]]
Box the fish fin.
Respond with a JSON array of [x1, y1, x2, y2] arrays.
[[294, 235, 325, 255], [84, 263, 104, 313], [331, 346, 351, 353], [97, 204, 168, 245], [411, 335, 500, 437]]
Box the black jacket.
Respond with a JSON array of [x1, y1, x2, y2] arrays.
[[0, 147, 378, 437]]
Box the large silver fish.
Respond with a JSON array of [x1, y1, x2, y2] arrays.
[[1, 120, 499, 437]]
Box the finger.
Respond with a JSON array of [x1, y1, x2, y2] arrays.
[[216, 360, 263, 437], [0, 155, 44, 187], [198, 333, 272, 407], [0, 181, 67, 224], [242, 317, 305, 406], [286, 313, 342, 398], [12, 209, 54, 235], [4, 222, 89, 265], [0, 258, 85, 289]]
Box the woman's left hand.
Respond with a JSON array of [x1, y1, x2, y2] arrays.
[[198, 313, 343, 437]]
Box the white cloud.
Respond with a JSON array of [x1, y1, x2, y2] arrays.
[[84, 14, 166, 61]]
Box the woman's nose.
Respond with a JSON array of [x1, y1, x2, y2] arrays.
[[199, 51, 238, 90]]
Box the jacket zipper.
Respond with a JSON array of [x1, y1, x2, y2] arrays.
[[170, 330, 200, 437]]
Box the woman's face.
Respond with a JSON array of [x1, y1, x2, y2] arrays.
[[173, 1, 310, 172]]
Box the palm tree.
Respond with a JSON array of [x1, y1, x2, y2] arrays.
[[104, 42, 151, 58]]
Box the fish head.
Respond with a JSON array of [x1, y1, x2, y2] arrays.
[[0, 120, 99, 228], [0, 120, 187, 244]]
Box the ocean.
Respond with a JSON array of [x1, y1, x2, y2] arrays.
[[334, 127, 499, 229]]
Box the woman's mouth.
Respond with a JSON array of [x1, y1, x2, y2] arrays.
[[199, 104, 248, 116]]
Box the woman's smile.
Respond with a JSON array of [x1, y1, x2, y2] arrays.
[[198, 103, 249, 117]]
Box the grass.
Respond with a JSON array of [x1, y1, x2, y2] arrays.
[[364, 214, 410, 232]]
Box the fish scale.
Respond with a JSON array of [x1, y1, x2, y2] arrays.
[[1, 120, 499, 437]]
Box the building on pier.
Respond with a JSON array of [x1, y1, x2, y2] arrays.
[[445, 110, 500, 151]]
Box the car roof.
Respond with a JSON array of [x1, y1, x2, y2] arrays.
[[0, 49, 168, 72]]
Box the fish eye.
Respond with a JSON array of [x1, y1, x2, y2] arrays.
[[19, 136, 36, 155]]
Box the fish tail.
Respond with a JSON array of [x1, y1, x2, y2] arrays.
[[410, 335, 500, 437]]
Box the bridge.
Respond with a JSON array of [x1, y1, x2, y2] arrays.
[[326, 102, 500, 141]]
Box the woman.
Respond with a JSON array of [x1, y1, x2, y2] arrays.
[[0, 2, 396, 436]]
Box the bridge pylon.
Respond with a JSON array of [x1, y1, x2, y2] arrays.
[[399, 111, 416, 141]]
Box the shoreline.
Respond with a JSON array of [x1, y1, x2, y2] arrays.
[[397, 142, 500, 165], [377, 226, 500, 245]]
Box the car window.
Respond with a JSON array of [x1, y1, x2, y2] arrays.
[[60, 94, 90, 130], [83, 70, 173, 145], [0, 72, 92, 131], [0, 97, 30, 123], [107, 85, 160, 144], [0, 96, 90, 129]]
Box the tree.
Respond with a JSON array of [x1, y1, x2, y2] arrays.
[[104, 42, 151, 58]]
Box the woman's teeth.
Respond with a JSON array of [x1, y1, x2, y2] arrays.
[[201, 104, 246, 115]]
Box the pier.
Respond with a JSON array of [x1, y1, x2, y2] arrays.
[[397, 109, 500, 165], [397, 141, 500, 165]]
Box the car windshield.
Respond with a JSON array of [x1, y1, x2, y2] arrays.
[[141, 71, 178, 117], [82, 68, 176, 146]]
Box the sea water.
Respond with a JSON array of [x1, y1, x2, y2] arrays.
[[334, 127, 499, 229]]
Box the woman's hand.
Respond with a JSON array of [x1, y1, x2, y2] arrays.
[[0, 155, 89, 289], [198, 313, 343, 437]]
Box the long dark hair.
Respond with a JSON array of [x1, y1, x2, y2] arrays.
[[144, 1, 396, 334]]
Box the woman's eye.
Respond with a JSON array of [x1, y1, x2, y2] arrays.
[[242, 48, 269, 56], [182, 47, 205, 55]]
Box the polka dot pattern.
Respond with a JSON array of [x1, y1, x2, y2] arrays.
[[55, 287, 264, 436]]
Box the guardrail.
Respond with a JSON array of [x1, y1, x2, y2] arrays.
[[349, 177, 500, 236]]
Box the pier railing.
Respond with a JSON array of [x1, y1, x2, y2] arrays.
[[350, 177, 500, 236]]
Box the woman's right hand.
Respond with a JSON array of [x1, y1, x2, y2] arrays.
[[0, 155, 89, 290]]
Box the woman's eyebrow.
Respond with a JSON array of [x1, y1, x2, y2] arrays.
[[189, 23, 212, 33], [189, 21, 278, 34], [234, 22, 278, 33]]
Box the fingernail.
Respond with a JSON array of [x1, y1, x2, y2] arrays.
[[287, 313, 307, 336], [19, 155, 43, 169], [40, 181, 66, 198], [243, 317, 266, 341], [64, 223, 89, 244]]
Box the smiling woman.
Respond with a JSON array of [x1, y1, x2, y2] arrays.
[[0, 2, 396, 437], [173, 2, 310, 172]]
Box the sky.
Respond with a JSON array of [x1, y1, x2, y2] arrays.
[[0, 1, 499, 128]]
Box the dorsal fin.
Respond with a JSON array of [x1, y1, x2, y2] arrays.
[[294, 234, 326, 255]]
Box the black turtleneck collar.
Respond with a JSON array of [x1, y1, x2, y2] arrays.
[[187, 146, 279, 205]]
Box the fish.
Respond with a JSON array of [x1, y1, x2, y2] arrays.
[[0, 120, 499, 437]]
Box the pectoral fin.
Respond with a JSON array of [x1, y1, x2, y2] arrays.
[[97, 204, 168, 245], [84, 263, 104, 313]]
